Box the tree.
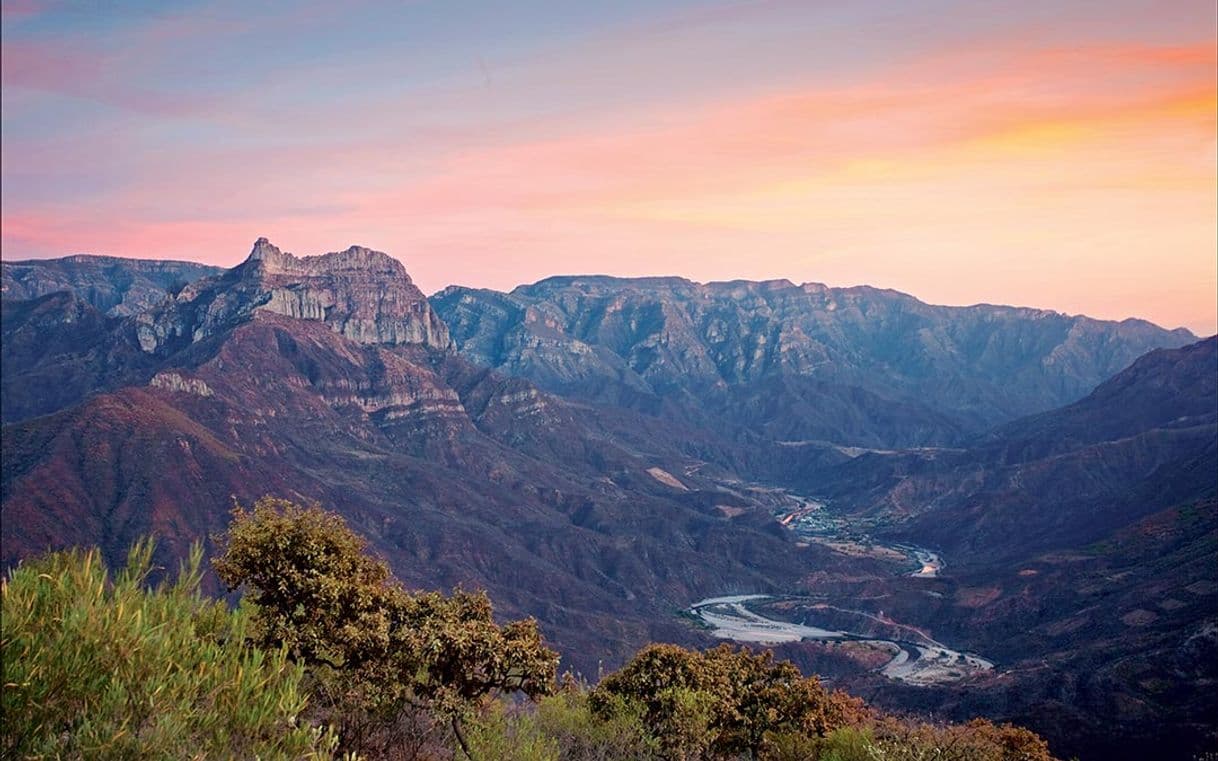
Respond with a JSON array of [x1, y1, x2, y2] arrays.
[[211, 497, 400, 675], [704, 644, 866, 753], [213, 496, 560, 757], [866, 716, 1057, 761], [590, 643, 866, 759], [1, 539, 335, 760]]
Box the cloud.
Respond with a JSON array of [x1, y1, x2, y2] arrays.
[[2, 2, 1214, 333]]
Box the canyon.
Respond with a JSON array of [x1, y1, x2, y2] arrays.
[[2, 240, 1214, 760]]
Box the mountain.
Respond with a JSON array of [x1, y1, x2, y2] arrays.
[[1, 254, 226, 423], [0, 240, 455, 424], [2, 255, 222, 316], [817, 337, 1217, 560], [1, 239, 841, 673], [1, 292, 152, 423], [2, 241, 1213, 760], [790, 337, 1217, 759], [432, 276, 1194, 449]]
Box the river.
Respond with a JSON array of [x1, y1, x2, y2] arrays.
[[687, 489, 991, 685], [688, 594, 993, 685]]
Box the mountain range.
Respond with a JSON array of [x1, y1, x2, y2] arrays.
[[2, 240, 1213, 760]]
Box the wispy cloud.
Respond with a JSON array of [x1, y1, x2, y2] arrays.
[[2, 0, 1215, 333]]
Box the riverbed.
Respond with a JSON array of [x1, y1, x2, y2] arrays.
[[687, 488, 992, 685], [688, 594, 993, 685]]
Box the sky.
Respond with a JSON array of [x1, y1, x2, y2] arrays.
[[2, 1, 1215, 334]]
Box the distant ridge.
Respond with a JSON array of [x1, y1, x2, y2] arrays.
[[2, 255, 222, 316], [434, 274, 1195, 438]]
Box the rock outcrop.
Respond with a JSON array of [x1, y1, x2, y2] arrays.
[[134, 238, 452, 354]]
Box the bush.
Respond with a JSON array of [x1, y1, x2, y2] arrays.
[[868, 717, 1056, 761], [762, 725, 878, 761], [1, 539, 335, 760], [534, 687, 661, 761], [464, 699, 559, 761], [590, 643, 867, 759]]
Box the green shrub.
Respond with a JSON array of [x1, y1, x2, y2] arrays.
[[764, 725, 878, 761], [1, 539, 336, 760], [464, 699, 559, 761], [535, 688, 660, 761], [814, 726, 880, 761]]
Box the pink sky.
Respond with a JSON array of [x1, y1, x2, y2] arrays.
[[3, 1, 1215, 333]]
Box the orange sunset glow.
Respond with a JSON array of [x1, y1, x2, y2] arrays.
[[3, 1, 1215, 333]]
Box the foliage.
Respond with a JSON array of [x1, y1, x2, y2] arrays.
[[761, 725, 876, 761], [590, 642, 867, 759], [464, 699, 559, 761], [534, 686, 661, 761], [0, 539, 335, 760], [759, 719, 1058, 761], [213, 497, 560, 756], [866, 716, 1056, 761], [2, 505, 1059, 761]]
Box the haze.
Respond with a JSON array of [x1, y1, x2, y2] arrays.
[[2, 0, 1215, 334]]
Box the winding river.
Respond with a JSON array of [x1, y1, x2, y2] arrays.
[[687, 490, 992, 685], [688, 594, 993, 685]]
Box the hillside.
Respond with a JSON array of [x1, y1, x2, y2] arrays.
[[2, 255, 222, 316], [2, 241, 1213, 760], [433, 276, 1194, 448], [767, 337, 1217, 759], [2, 240, 833, 672]]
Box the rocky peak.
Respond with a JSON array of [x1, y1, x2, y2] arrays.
[[134, 238, 451, 353], [518, 275, 697, 298], [245, 236, 287, 266], [243, 238, 411, 281]]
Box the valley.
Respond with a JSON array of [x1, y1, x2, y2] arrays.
[[2, 247, 1214, 760], [690, 593, 994, 686], [4, 1, 1214, 755], [708, 479, 948, 576], [688, 488, 988, 686]]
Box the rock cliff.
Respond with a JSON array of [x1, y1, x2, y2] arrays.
[[133, 238, 451, 354]]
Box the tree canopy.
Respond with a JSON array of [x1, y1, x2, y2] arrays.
[[590, 642, 868, 758], [212, 497, 560, 755]]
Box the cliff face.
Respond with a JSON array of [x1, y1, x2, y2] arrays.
[[133, 238, 451, 354], [1, 292, 150, 423], [1, 255, 222, 316]]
